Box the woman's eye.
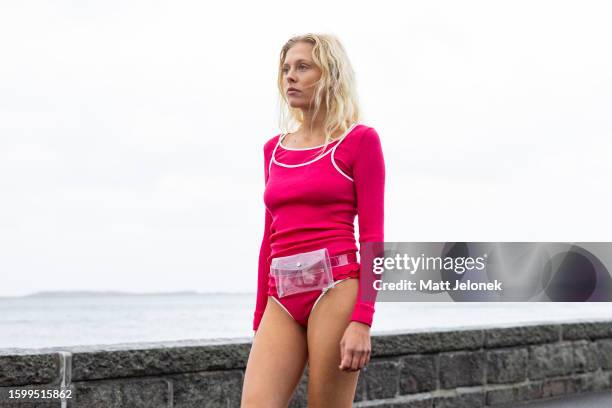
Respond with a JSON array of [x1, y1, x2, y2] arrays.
[[282, 65, 308, 74]]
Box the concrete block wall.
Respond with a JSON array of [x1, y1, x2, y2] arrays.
[[1, 320, 611, 407]]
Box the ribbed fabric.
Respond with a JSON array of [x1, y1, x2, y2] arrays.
[[253, 123, 385, 331]]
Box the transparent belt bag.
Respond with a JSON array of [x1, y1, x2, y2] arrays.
[[270, 248, 335, 298]]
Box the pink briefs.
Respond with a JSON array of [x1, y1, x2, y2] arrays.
[[267, 262, 361, 328]]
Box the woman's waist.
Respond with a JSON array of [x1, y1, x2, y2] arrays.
[[267, 261, 360, 292], [269, 239, 358, 260]]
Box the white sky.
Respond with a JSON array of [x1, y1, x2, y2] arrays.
[[0, 1, 611, 297]]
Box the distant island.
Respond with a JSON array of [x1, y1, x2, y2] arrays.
[[0, 290, 254, 298]]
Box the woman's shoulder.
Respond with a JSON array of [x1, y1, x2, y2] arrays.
[[263, 133, 282, 155], [337, 123, 380, 151], [354, 123, 380, 141]]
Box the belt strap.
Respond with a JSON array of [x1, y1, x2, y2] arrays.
[[329, 252, 358, 267]]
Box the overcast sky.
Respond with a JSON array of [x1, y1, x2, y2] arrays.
[[0, 1, 610, 297]]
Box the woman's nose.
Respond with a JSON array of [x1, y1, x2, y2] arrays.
[[286, 67, 298, 80]]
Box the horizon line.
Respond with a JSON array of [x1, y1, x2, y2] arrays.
[[0, 289, 256, 299]]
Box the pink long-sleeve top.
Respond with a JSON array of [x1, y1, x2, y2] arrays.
[[253, 123, 385, 331]]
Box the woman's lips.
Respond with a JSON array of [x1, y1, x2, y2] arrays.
[[287, 90, 301, 95]]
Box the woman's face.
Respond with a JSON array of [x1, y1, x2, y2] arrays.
[[282, 42, 322, 110]]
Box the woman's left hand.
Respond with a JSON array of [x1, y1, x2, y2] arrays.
[[339, 321, 371, 372]]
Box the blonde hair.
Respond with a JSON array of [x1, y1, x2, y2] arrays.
[[276, 33, 362, 156]]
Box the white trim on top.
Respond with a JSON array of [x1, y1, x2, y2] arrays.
[[271, 123, 359, 169], [279, 133, 340, 151], [330, 145, 354, 182], [330, 123, 358, 182]]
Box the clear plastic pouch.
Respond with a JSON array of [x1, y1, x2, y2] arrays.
[[270, 248, 334, 298]]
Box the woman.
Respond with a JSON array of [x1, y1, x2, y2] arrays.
[[241, 33, 385, 407]]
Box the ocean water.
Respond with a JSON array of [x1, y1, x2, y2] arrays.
[[0, 293, 611, 350]]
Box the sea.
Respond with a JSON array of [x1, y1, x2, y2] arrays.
[[1, 292, 611, 350]]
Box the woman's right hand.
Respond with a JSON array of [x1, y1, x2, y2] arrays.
[[339, 321, 371, 371]]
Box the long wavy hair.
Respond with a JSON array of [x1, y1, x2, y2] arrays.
[[276, 33, 362, 157]]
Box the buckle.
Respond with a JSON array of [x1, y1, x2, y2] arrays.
[[329, 252, 358, 267]]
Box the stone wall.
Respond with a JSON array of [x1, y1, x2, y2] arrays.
[[1, 320, 612, 407]]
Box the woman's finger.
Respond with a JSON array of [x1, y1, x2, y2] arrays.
[[339, 343, 351, 370], [358, 350, 368, 370], [340, 354, 352, 370], [349, 349, 361, 371], [341, 348, 355, 371], [357, 349, 368, 371]]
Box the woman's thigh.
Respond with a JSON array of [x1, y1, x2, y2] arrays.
[[306, 278, 361, 408], [241, 296, 309, 408]]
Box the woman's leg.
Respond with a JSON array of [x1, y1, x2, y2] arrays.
[[241, 296, 309, 408], [306, 278, 361, 408]]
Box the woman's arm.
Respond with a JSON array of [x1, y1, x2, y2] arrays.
[[339, 126, 385, 371], [350, 127, 386, 327], [253, 208, 272, 331], [338, 128, 385, 371], [253, 143, 274, 332]]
